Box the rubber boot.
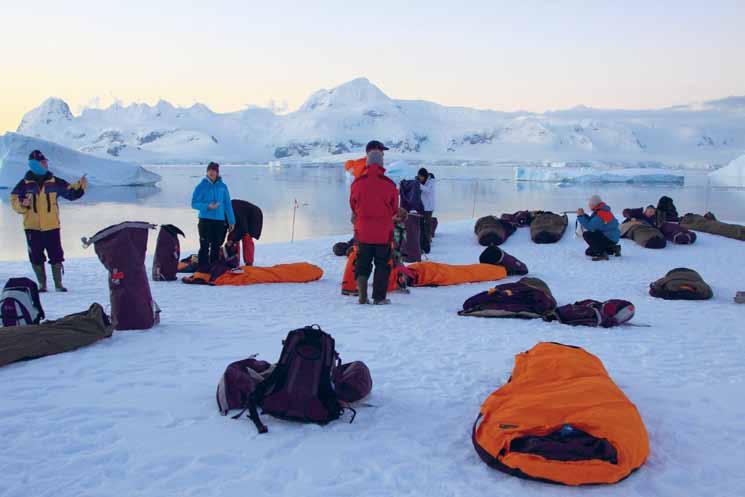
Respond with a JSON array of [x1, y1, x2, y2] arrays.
[[52, 263, 68, 292], [32, 264, 48, 292], [356, 276, 370, 305]]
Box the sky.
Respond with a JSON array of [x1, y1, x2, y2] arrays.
[[1, 0, 744, 132]]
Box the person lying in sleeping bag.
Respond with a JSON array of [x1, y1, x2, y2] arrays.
[[397, 261, 508, 287]]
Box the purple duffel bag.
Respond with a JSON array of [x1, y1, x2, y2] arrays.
[[217, 357, 273, 415], [334, 361, 373, 403]]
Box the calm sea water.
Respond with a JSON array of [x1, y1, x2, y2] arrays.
[[1, 163, 743, 261]]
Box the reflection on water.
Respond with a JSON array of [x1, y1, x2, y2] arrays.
[[1, 163, 744, 261]]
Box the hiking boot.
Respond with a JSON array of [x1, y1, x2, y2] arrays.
[[373, 298, 391, 305], [52, 263, 68, 292], [356, 276, 370, 304], [32, 264, 47, 292], [610, 244, 622, 257], [592, 254, 609, 261]]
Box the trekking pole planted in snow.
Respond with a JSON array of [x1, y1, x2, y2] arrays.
[[290, 199, 309, 243]]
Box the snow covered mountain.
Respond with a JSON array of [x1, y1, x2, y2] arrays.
[[16, 78, 745, 166]]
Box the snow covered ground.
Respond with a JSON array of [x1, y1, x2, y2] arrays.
[[514, 166, 685, 185], [1, 220, 744, 497]]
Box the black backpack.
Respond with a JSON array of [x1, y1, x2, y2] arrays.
[[1, 277, 45, 327], [246, 325, 346, 433]]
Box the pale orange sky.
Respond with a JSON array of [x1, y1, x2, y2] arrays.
[[2, 1, 744, 133]]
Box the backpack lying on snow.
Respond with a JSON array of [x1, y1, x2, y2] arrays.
[[152, 224, 185, 281], [459, 277, 556, 318], [217, 325, 372, 433], [1, 277, 45, 327], [649, 268, 713, 300], [473, 342, 649, 485], [550, 299, 635, 328]]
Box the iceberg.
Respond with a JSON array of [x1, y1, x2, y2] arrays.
[[514, 166, 684, 185], [0, 132, 161, 188], [709, 154, 745, 188]]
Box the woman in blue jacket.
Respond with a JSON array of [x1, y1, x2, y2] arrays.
[[577, 195, 621, 260], [191, 162, 236, 271]]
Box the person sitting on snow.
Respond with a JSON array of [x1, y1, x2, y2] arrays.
[[577, 195, 621, 261]]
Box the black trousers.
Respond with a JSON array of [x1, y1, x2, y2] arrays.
[[583, 231, 616, 256], [420, 211, 433, 254], [355, 243, 392, 301], [198, 219, 227, 271]]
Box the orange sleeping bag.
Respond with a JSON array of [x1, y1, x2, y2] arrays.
[[473, 342, 649, 485], [212, 263, 323, 286], [344, 157, 367, 179], [407, 262, 507, 287]]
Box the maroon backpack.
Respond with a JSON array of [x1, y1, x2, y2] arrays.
[[152, 224, 185, 281], [553, 299, 635, 328]]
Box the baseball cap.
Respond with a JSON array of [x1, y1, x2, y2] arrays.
[[365, 140, 389, 152]]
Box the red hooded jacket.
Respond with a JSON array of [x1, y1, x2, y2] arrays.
[[350, 164, 399, 244]]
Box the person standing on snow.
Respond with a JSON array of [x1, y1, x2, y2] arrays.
[[416, 167, 436, 254], [10, 150, 87, 292], [577, 194, 621, 261], [350, 149, 399, 305], [191, 162, 235, 271]]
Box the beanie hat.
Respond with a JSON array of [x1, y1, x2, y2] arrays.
[[366, 150, 384, 167], [589, 195, 602, 208]]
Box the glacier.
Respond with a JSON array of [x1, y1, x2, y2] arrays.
[[709, 154, 745, 188], [0, 132, 161, 188], [514, 166, 685, 185]]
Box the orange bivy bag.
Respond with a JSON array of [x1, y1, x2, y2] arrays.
[[473, 342, 649, 486], [185, 263, 323, 286], [406, 262, 507, 287]]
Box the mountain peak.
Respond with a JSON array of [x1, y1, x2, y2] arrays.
[[17, 97, 73, 133], [298, 77, 391, 112]]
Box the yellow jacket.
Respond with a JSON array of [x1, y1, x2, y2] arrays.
[[10, 172, 85, 231]]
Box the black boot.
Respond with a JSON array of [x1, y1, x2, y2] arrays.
[[52, 263, 68, 292], [32, 264, 47, 292]]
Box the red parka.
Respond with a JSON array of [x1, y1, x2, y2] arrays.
[[350, 164, 399, 244]]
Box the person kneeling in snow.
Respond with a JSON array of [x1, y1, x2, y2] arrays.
[[577, 195, 621, 261], [10, 149, 87, 292]]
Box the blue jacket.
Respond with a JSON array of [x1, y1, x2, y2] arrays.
[[191, 177, 236, 225], [578, 202, 620, 242]]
